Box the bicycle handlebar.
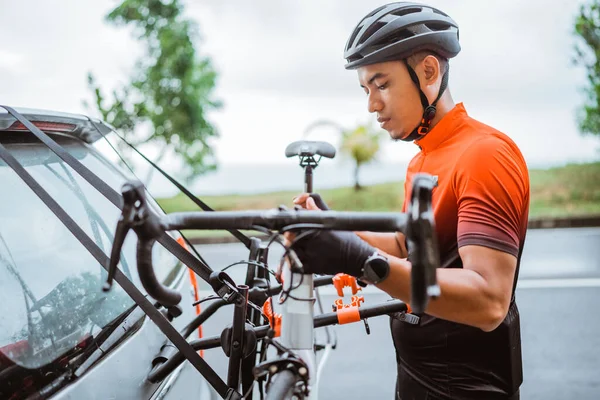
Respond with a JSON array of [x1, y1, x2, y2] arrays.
[[106, 181, 181, 307], [166, 210, 406, 233], [108, 173, 439, 315], [407, 174, 440, 313]]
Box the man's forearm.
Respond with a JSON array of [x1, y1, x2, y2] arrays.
[[356, 231, 406, 258], [377, 257, 504, 332]]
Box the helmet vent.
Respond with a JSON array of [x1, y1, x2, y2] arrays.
[[347, 26, 362, 50], [390, 7, 422, 17], [366, 5, 387, 18], [424, 22, 451, 32], [358, 21, 386, 45], [380, 28, 415, 46]]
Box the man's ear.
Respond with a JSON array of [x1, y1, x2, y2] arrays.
[[422, 55, 440, 82]]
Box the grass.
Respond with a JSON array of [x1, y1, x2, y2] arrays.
[[156, 161, 600, 238], [528, 162, 600, 217]]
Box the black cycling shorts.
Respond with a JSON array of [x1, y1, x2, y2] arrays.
[[395, 367, 520, 400]]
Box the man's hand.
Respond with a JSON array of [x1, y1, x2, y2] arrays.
[[284, 193, 328, 245], [292, 193, 330, 210], [286, 192, 376, 277], [292, 229, 376, 277], [291, 193, 408, 259]]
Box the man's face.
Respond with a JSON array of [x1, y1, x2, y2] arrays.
[[357, 61, 422, 140]]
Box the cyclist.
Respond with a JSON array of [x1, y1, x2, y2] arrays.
[[290, 3, 529, 399]]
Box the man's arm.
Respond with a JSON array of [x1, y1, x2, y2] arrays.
[[356, 231, 408, 259], [376, 244, 517, 332]]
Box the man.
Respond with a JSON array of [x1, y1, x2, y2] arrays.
[[290, 3, 529, 400]]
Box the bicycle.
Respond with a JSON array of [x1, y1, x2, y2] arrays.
[[0, 106, 439, 400], [105, 140, 441, 399]]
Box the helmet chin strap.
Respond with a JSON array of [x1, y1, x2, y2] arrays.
[[401, 59, 449, 142]]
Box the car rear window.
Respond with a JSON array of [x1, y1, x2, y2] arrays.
[[0, 133, 183, 369]]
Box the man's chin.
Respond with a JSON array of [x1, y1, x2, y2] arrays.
[[388, 129, 408, 142]]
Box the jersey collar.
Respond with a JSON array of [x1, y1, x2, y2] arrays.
[[414, 102, 467, 153]]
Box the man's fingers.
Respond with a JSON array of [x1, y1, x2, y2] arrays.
[[292, 193, 324, 211], [306, 197, 321, 210], [292, 193, 311, 207], [309, 193, 330, 210]]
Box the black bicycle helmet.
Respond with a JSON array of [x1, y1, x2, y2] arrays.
[[344, 2, 461, 141]]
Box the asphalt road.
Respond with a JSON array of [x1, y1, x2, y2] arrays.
[[187, 227, 600, 399]]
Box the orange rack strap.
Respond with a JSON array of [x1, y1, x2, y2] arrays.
[[337, 307, 360, 325], [177, 236, 204, 357], [332, 273, 361, 297], [262, 299, 282, 337], [335, 295, 365, 325]]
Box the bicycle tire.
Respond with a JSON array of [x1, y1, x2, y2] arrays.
[[266, 370, 299, 400]]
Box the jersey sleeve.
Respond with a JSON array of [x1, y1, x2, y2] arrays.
[[453, 135, 529, 257]]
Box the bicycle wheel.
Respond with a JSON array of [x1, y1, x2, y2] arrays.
[[266, 370, 300, 400]]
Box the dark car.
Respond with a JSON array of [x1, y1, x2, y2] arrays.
[[0, 107, 214, 399]]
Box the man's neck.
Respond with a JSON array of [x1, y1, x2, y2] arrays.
[[427, 91, 455, 131]]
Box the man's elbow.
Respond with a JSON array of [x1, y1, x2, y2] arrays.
[[479, 299, 510, 332]]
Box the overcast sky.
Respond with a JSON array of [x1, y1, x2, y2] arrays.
[[1, 0, 599, 170]]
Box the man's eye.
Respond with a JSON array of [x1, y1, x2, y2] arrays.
[[378, 82, 388, 90]]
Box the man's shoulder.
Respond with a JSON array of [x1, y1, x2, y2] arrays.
[[458, 118, 527, 170], [453, 125, 530, 201]]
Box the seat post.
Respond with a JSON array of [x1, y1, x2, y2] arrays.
[[304, 164, 313, 194]]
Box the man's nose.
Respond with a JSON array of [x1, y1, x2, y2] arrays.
[[367, 93, 383, 113]]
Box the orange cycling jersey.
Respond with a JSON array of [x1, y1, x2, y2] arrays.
[[402, 102, 530, 266], [394, 102, 530, 399]]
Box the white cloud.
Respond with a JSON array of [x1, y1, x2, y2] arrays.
[[0, 50, 24, 72]]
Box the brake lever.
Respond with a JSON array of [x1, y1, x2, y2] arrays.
[[104, 181, 147, 292], [407, 174, 441, 314]]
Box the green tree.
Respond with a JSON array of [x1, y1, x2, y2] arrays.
[[340, 123, 384, 191], [85, 0, 221, 182], [574, 1, 600, 140]]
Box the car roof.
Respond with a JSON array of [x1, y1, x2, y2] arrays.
[[0, 106, 116, 143]]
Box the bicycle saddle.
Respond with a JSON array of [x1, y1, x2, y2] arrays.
[[285, 140, 336, 159]]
